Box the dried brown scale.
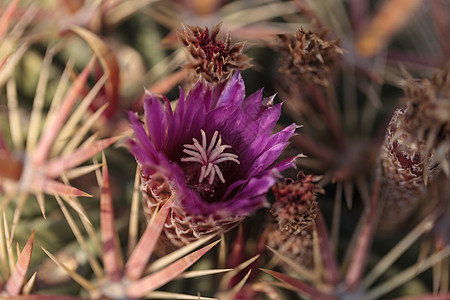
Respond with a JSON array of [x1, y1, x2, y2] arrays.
[[164, 205, 242, 247], [275, 27, 344, 87], [177, 23, 252, 83], [267, 222, 315, 269], [140, 170, 242, 248], [378, 65, 450, 232], [141, 172, 172, 223], [267, 172, 323, 270]]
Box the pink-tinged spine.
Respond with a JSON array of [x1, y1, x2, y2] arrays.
[[316, 212, 340, 286], [71, 26, 119, 118], [45, 136, 119, 178], [125, 196, 173, 280], [0, 0, 19, 40], [100, 157, 122, 282], [31, 177, 91, 198], [345, 175, 381, 290], [126, 240, 220, 298], [33, 58, 95, 167], [5, 231, 34, 296], [261, 268, 339, 300]]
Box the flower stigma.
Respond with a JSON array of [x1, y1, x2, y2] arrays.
[[181, 129, 240, 185]]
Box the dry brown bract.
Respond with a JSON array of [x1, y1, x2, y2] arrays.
[[276, 27, 343, 87], [177, 23, 252, 83]]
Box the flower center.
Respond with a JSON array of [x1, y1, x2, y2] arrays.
[[194, 28, 226, 59], [181, 129, 240, 185]]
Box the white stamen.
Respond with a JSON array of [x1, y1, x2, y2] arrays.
[[184, 144, 199, 151], [209, 145, 231, 161], [181, 157, 202, 163], [215, 156, 240, 164], [207, 131, 219, 154], [201, 129, 207, 150], [209, 166, 216, 185], [181, 129, 240, 184], [199, 165, 206, 183], [193, 139, 208, 163], [205, 163, 213, 178], [214, 165, 225, 183], [183, 149, 203, 161]]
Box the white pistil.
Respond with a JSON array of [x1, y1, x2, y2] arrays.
[[181, 129, 240, 184]]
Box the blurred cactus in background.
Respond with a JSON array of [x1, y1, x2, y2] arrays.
[[0, 0, 449, 299], [378, 66, 450, 232]]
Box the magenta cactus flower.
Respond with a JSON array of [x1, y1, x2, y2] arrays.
[[129, 72, 297, 246]]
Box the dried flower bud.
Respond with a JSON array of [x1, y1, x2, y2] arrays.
[[177, 23, 252, 83], [267, 172, 323, 269], [378, 65, 450, 232], [276, 27, 343, 86]]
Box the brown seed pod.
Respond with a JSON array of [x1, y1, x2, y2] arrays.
[[275, 27, 344, 87], [267, 172, 323, 269]]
